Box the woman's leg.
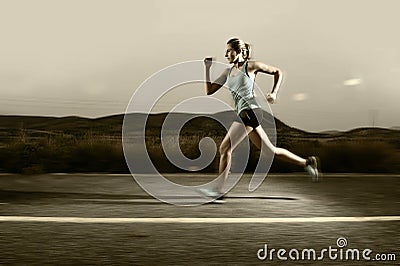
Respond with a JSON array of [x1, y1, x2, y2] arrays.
[[250, 126, 307, 167], [217, 121, 253, 193], [249, 126, 319, 181]]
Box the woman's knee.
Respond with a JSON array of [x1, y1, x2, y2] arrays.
[[219, 140, 231, 156]]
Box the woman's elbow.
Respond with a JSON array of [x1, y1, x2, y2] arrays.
[[206, 84, 218, 95]]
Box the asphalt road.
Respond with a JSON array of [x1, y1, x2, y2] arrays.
[[0, 173, 399, 265]]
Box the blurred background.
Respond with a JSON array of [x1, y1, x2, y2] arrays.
[[1, 0, 399, 132]]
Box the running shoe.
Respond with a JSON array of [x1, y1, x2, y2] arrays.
[[199, 188, 224, 198], [199, 188, 224, 199], [305, 156, 319, 182]]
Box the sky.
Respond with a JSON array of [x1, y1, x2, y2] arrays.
[[1, 0, 399, 132]]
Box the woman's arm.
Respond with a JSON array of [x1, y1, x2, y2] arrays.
[[204, 58, 229, 95], [248, 61, 283, 103]]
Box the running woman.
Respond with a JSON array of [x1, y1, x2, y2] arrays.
[[201, 38, 319, 199]]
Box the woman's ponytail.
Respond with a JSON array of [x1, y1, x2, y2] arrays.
[[244, 42, 252, 60]]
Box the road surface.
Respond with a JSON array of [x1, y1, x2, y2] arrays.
[[0, 173, 399, 265]]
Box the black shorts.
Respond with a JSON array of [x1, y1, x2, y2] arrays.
[[238, 108, 263, 128]]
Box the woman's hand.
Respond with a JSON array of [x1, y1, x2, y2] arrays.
[[204, 57, 213, 68], [266, 93, 277, 104]]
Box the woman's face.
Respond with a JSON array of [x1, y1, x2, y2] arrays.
[[225, 44, 240, 63]]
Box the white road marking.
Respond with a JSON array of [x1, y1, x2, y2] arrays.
[[73, 198, 158, 203], [0, 216, 399, 223]]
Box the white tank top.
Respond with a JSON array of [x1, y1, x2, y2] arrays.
[[225, 61, 260, 114]]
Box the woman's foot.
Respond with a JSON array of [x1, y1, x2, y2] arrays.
[[305, 156, 319, 182], [199, 188, 224, 199]]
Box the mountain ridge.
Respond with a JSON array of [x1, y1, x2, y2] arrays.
[[1, 112, 397, 137]]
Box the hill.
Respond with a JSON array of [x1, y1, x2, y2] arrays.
[[0, 111, 359, 139], [0, 112, 399, 174]]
